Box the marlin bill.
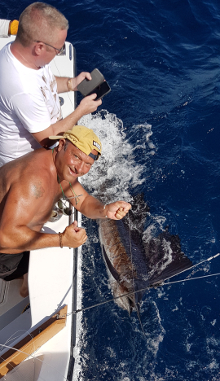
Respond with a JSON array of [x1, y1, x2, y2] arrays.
[[98, 194, 192, 314]]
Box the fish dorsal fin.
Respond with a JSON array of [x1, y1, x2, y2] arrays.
[[144, 228, 193, 285]]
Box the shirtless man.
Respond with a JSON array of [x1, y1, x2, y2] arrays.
[[0, 2, 102, 165], [0, 125, 131, 296]]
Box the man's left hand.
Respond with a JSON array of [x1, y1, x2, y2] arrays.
[[73, 72, 92, 91], [104, 201, 131, 220]]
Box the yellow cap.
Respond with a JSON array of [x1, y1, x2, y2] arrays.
[[9, 20, 19, 35], [49, 125, 102, 160]]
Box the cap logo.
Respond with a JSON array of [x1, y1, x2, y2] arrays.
[[93, 140, 101, 151]]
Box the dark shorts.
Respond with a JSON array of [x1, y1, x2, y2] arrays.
[[0, 251, 30, 281]]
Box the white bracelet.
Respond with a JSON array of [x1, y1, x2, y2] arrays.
[[103, 204, 108, 218]]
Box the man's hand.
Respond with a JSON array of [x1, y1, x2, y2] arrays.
[[72, 72, 92, 91], [77, 93, 102, 115], [62, 221, 87, 248], [104, 202, 131, 220]]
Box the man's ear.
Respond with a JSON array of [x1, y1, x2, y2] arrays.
[[34, 41, 44, 56], [57, 139, 65, 151]]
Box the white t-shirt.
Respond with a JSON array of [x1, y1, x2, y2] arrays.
[[0, 43, 62, 166]]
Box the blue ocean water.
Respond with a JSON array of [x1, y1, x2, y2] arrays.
[[4, 0, 220, 379]]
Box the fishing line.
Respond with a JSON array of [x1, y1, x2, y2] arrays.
[[164, 271, 220, 286], [128, 210, 136, 297], [69, 252, 220, 315], [44, 53, 220, 320], [2, 260, 220, 380], [0, 341, 71, 381], [0, 332, 38, 381]]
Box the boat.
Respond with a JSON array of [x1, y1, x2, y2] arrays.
[[0, 27, 80, 381]]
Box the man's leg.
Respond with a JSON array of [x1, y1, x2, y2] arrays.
[[20, 273, 29, 297], [3, 252, 30, 298]]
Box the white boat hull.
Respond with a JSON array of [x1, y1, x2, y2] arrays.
[[0, 36, 79, 381]]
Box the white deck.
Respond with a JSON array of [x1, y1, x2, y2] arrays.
[[0, 38, 80, 381]]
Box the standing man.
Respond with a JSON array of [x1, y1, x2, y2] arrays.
[[0, 2, 102, 166]]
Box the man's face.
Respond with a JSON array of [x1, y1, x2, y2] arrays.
[[57, 140, 97, 181], [37, 28, 67, 66]]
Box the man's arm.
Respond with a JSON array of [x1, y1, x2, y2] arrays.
[[0, 180, 87, 253], [80, 195, 131, 220], [32, 93, 102, 147], [64, 181, 131, 220], [12, 70, 101, 148], [55, 72, 92, 93]]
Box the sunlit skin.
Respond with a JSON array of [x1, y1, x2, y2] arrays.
[[54, 141, 132, 221], [0, 141, 131, 253], [34, 28, 67, 68], [0, 140, 131, 296], [55, 139, 96, 182]]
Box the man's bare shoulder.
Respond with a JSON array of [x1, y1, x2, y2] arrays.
[[0, 149, 55, 192]]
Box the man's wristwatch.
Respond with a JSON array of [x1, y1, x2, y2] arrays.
[[67, 78, 73, 91]]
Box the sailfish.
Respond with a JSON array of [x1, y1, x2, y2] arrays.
[[98, 194, 192, 314]]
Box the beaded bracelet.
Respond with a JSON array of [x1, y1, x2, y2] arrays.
[[58, 232, 63, 248]]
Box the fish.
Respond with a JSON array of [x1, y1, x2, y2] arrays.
[[98, 194, 192, 314]]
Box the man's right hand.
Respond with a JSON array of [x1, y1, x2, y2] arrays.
[[62, 221, 87, 248], [78, 93, 102, 115]]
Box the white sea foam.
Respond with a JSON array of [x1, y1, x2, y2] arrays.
[[79, 111, 152, 201], [73, 111, 166, 379]]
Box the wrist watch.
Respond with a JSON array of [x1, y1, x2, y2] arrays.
[[67, 78, 73, 91]]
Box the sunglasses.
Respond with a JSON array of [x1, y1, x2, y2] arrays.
[[34, 40, 65, 56]]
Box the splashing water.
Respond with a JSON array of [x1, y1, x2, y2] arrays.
[[79, 110, 154, 202]]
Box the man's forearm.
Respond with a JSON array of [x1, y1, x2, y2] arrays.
[[0, 222, 87, 253], [50, 107, 85, 135], [0, 228, 60, 253], [78, 197, 132, 221], [34, 93, 101, 148], [79, 197, 107, 220], [55, 76, 73, 93], [34, 106, 87, 148]]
